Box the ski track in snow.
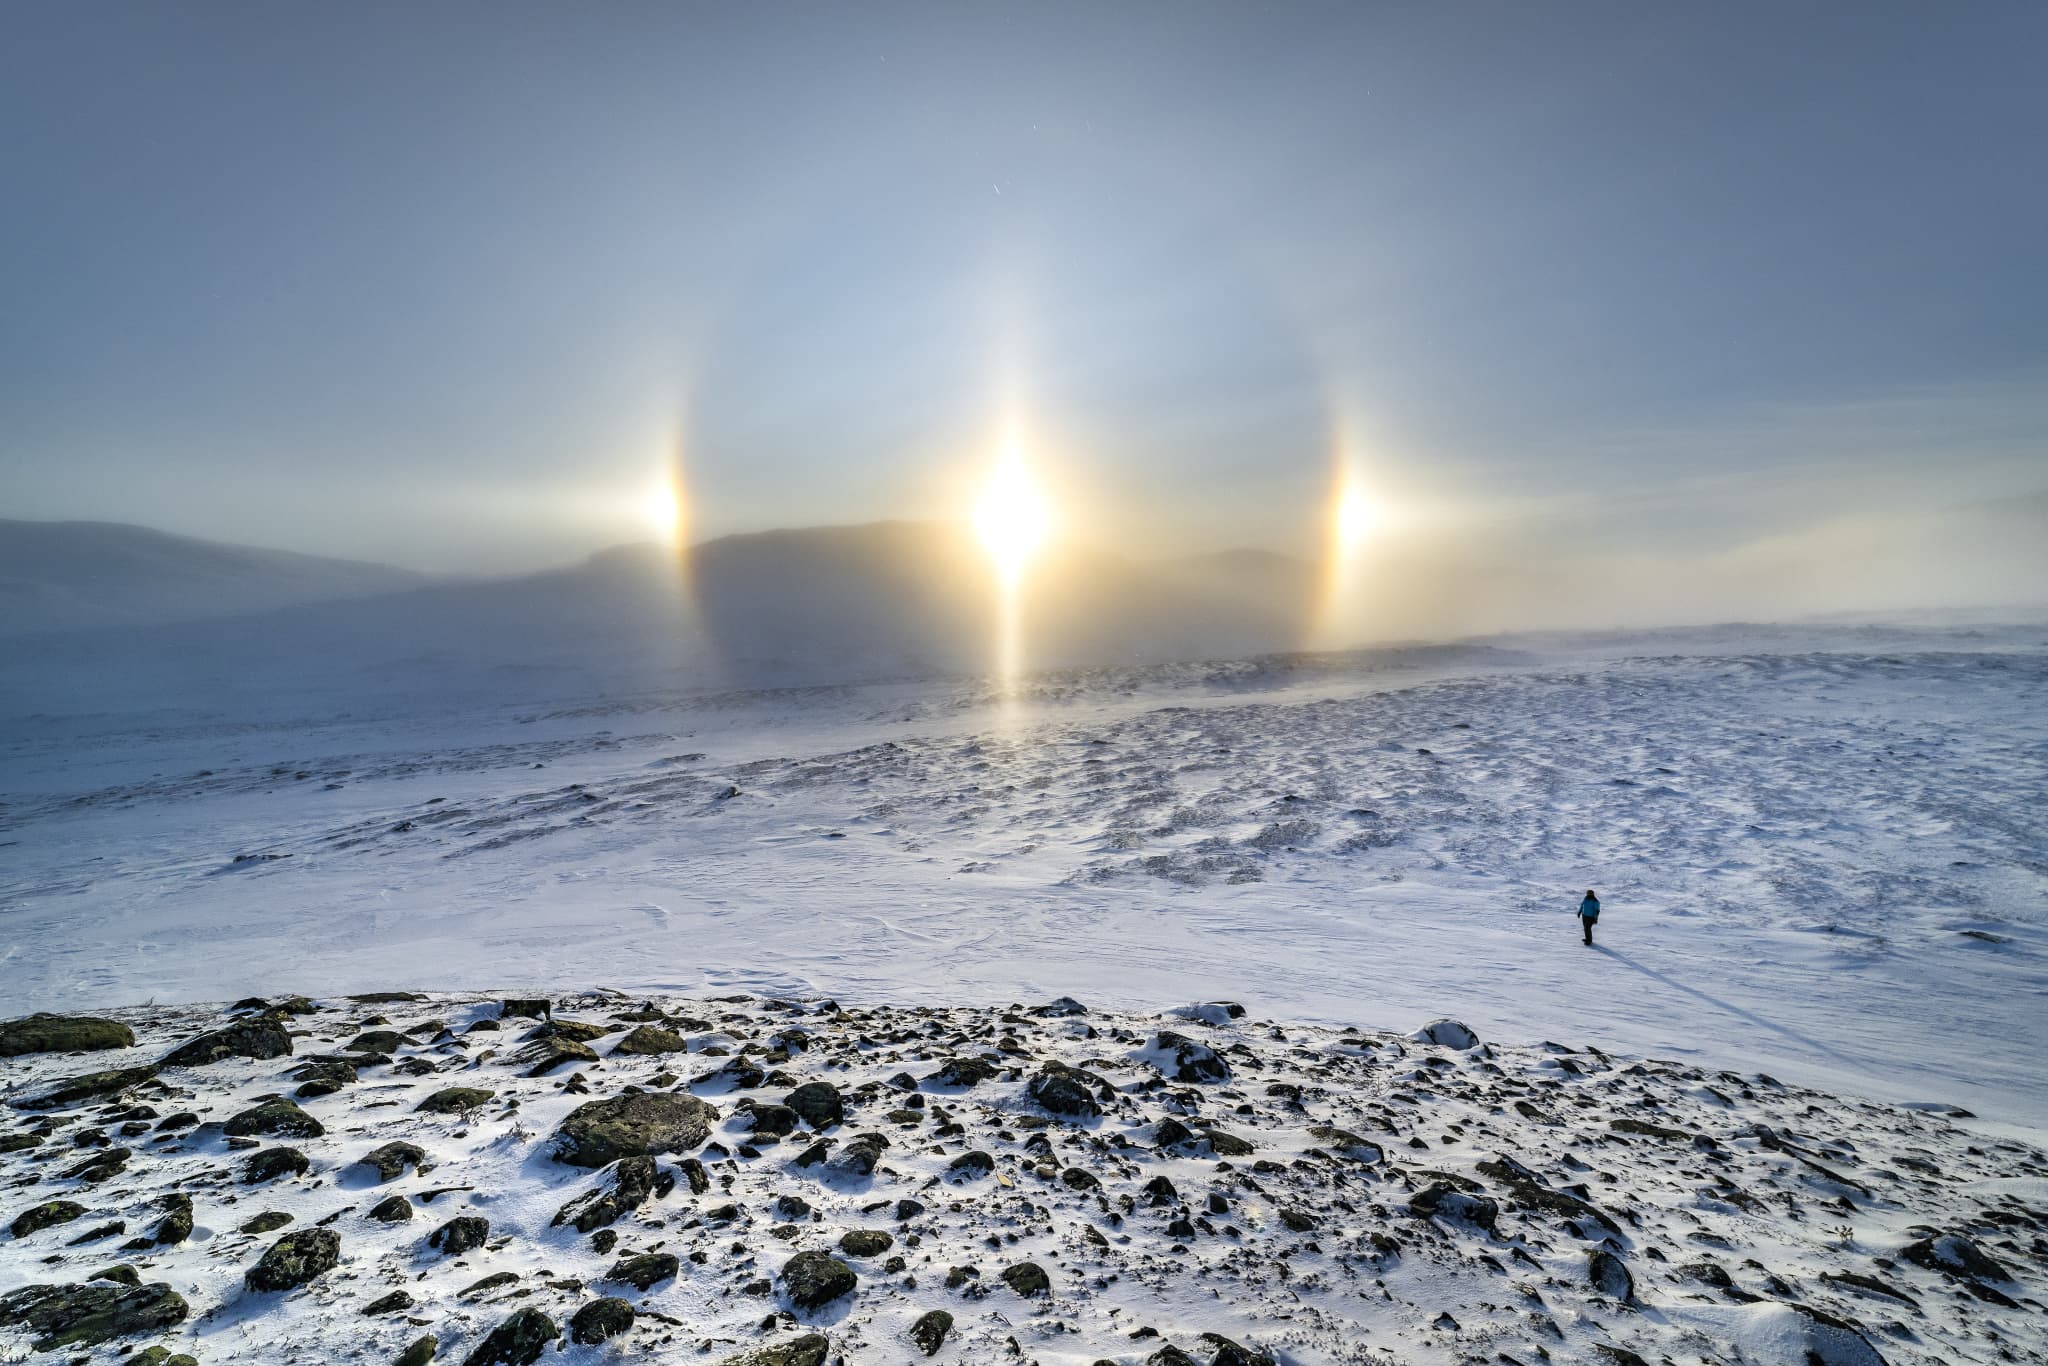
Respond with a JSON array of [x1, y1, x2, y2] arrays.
[[1, 630, 2045, 1134]]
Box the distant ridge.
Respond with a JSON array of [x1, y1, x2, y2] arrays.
[[0, 519, 430, 637]]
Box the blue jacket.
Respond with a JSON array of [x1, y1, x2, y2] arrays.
[[1579, 896, 1600, 919]]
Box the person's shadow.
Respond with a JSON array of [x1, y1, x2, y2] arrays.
[[1593, 944, 1860, 1069]]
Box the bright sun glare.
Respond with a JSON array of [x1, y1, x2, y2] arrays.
[[1334, 482, 1378, 548], [974, 442, 1051, 584], [643, 480, 682, 543]]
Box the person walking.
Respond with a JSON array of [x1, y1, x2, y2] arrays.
[[1579, 889, 1601, 946]]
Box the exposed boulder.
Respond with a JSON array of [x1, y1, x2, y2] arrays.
[[713, 1335, 830, 1366], [780, 1250, 857, 1312], [10, 1199, 87, 1239], [604, 1252, 678, 1291], [427, 1216, 490, 1257], [784, 1081, 844, 1129], [1145, 1031, 1229, 1083], [222, 1096, 323, 1139], [570, 1296, 636, 1344], [358, 1141, 430, 1182], [1588, 1249, 1635, 1301], [245, 1228, 341, 1293], [1409, 1019, 1479, 1049], [462, 1307, 559, 1365], [908, 1308, 953, 1354], [551, 1155, 657, 1233], [0, 1280, 188, 1350], [0, 1014, 135, 1057], [552, 1092, 716, 1168], [1026, 1063, 1103, 1119], [160, 1016, 292, 1068], [611, 1025, 687, 1055]]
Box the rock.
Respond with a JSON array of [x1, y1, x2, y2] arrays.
[[396, 1335, 438, 1364], [1409, 1182, 1499, 1230], [121, 1348, 198, 1366], [713, 1334, 830, 1366], [551, 1155, 657, 1232], [239, 1211, 293, 1235], [150, 1195, 193, 1247], [1202, 1127, 1255, 1157], [604, 1251, 678, 1290], [500, 998, 551, 1019], [827, 1132, 887, 1177], [931, 1055, 999, 1088], [908, 1307, 954, 1354], [11, 1199, 87, 1238], [1000, 1261, 1051, 1297], [244, 1146, 310, 1183], [742, 1102, 800, 1136], [1278, 1207, 1319, 1232], [780, 1250, 857, 1312], [611, 1025, 687, 1055], [514, 1035, 598, 1076], [348, 1029, 410, 1054], [21, 1064, 160, 1110], [1774, 1302, 1889, 1366], [1588, 1249, 1635, 1301], [839, 1229, 893, 1257], [570, 1296, 636, 1344], [1408, 1019, 1479, 1049], [1145, 1349, 1199, 1366], [160, 1016, 293, 1068], [552, 1092, 717, 1168], [1027, 1064, 1102, 1119], [416, 1086, 495, 1115], [462, 1308, 559, 1365], [1149, 1031, 1229, 1083], [528, 1017, 611, 1043], [0, 1014, 135, 1057], [367, 1195, 414, 1223], [1032, 997, 1087, 1017], [946, 1150, 995, 1179], [359, 1140, 431, 1181], [361, 1289, 414, 1315], [1200, 1334, 1277, 1366], [290, 1058, 358, 1098], [1901, 1231, 2013, 1284], [246, 1228, 341, 1292], [1306, 1125, 1383, 1162], [784, 1081, 844, 1129], [222, 1096, 323, 1139], [0, 1280, 189, 1350], [427, 1216, 490, 1256]]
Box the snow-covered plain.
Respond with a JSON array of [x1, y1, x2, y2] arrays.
[[4, 622, 2045, 1135]]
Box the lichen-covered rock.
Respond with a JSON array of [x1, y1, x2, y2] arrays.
[[396, 1334, 438, 1366], [611, 1025, 687, 1055], [10, 1199, 87, 1239], [908, 1308, 953, 1355], [713, 1335, 830, 1366], [604, 1251, 678, 1291], [0, 1280, 189, 1350], [367, 1194, 415, 1223], [780, 1250, 857, 1311], [462, 1307, 559, 1365], [1000, 1261, 1051, 1297], [21, 1064, 160, 1110], [839, 1229, 893, 1257], [160, 1015, 292, 1068], [243, 1146, 310, 1184], [416, 1086, 494, 1115], [570, 1295, 636, 1344], [551, 1155, 656, 1232], [784, 1080, 843, 1129], [552, 1092, 716, 1168], [149, 1194, 192, 1247], [358, 1140, 431, 1181], [222, 1096, 323, 1139], [245, 1228, 340, 1292], [427, 1216, 490, 1256], [0, 1014, 135, 1057]]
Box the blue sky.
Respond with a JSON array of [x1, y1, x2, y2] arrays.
[[3, 1, 2044, 572]]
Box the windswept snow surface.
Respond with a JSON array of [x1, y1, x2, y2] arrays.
[[3, 625, 2046, 1129]]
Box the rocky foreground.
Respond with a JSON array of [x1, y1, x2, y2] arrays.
[[1, 995, 2043, 1366]]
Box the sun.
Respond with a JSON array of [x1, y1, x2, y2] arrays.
[[642, 479, 683, 544], [974, 443, 1051, 585], [1334, 481, 1378, 548]]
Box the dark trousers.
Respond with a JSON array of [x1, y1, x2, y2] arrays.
[[1581, 917, 1594, 944]]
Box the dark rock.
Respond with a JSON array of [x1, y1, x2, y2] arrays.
[[291, 1058, 358, 1099], [462, 1307, 559, 1365], [784, 1081, 844, 1129], [361, 1289, 414, 1315], [1901, 1232, 2013, 1284], [150, 1195, 193, 1247], [396, 1333, 439, 1366], [11, 1199, 87, 1238], [551, 1155, 657, 1233], [1588, 1249, 1634, 1301], [931, 1056, 999, 1088], [222, 1096, 323, 1139], [21, 1064, 160, 1110], [611, 1025, 687, 1055], [781, 1250, 857, 1312], [570, 1296, 636, 1344], [0, 1280, 189, 1350], [1027, 1064, 1102, 1119], [946, 1150, 995, 1180], [1409, 1019, 1479, 1049], [712, 1335, 830, 1366], [1305, 1125, 1383, 1162], [500, 998, 551, 1019], [245, 1228, 341, 1293], [1200, 1334, 1277, 1366], [514, 1035, 597, 1076], [839, 1229, 894, 1257], [604, 1252, 678, 1291], [416, 1087, 495, 1115], [0, 1014, 135, 1057], [367, 1195, 414, 1223], [1409, 1182, 1499, 1230], [348, 1029, 410, 1054], [239, 1211, 293, 1234], [1151, 1031, 1228, 1083], [359, 1140, 431, 1181], [552, 1092, 717, 1168], [742, 1102, 800, 1136], [161, 1016, 292, 1068], [244, 1146, 310, 1184], [909, 1307, 954, 1354], [1000, 1261, 1051, 1297], [427, 1216, 490, 1256]]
